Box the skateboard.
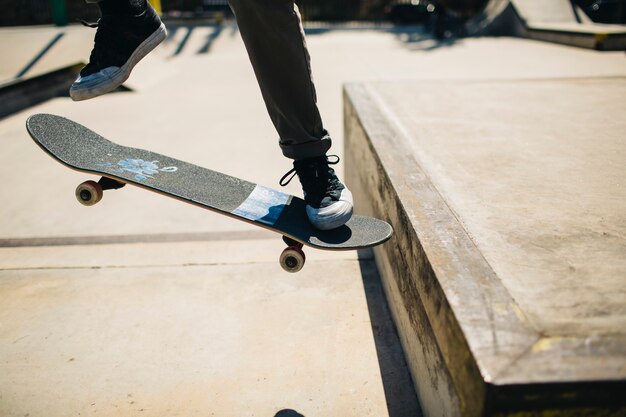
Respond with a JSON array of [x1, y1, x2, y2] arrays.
[[26, 113, 393, 272]]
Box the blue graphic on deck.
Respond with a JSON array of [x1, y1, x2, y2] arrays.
[[98, 159, 178, 181], [232, 185, 290, 226]]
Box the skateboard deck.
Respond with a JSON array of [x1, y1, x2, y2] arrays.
[[26, 113, 393, 271]]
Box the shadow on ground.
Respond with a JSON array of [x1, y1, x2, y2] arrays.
[[162, 20, 240, 56], [266, 253, 422, 417], [162, 19, 460, 55], [303, 23, 460, 51], [389, 26, 460, 51], [358, 250, 423, 417], [275, 410, 305, 417]]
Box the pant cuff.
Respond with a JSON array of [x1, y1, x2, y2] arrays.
[[280, 134, 332, 160]]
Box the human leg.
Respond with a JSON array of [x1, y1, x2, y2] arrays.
[[228, 0, 331, 160], [229, 0, 352, 230]]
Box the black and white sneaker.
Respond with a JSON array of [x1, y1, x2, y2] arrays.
[[70, 1, 166, 101], [280, 155, 354, 231]]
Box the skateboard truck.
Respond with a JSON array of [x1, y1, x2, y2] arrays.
[[75, 177, 125, 206]]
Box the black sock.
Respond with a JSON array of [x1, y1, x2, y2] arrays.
[[99, 0, 146, 16]]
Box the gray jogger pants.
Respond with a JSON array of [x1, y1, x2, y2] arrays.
[[228, 0, 331, 160]]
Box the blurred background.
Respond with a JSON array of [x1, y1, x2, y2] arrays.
[[3, 0, 624, 30]]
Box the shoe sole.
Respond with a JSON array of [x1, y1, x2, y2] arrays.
[[70, 22, 167, 101], [306, 189, 354, 231]]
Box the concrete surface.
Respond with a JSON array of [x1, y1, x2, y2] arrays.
[[369, 77, 626, 336], [1, 20, 626, 417], [344, 77, 626, 415], [0, 22, 433, 417], [0, 241, 411, 417], [510, 0, 580, 24], [525, 24, 626, 51]]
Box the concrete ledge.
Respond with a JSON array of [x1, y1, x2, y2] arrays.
[[527, 23, 626, 51], [0, 63, 82, 119], [343, 81, 626, 416]]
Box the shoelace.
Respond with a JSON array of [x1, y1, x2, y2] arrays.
[[279, 155, 340, 187]]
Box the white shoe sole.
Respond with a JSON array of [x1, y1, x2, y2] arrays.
[[306, 188, 354, 231]]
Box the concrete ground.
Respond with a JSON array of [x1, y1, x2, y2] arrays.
[[1, 20, 625, 417], [0, 22, 430, 417]]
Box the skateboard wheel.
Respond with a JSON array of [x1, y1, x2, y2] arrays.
[[280, 246, 306, 273], [75, 180, 103, 206]]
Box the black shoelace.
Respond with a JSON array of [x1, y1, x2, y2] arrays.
[[279, 155, 340, 187]]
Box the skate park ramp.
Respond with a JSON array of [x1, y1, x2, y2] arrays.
[[510, 0, 582, 23], [465, 0, 626, 50]]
